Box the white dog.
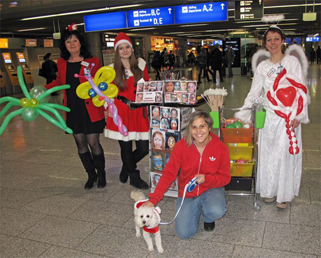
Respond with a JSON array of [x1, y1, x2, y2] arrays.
[[130, 191, 163, 253]]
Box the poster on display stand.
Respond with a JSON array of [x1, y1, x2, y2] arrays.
[[131, 78, 200, 197], [149, 104, 193, 197]]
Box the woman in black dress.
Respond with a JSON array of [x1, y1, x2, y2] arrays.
[[45, 26, 106, 189]]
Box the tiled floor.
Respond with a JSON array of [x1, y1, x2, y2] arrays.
[[0, 65, 320, 258]]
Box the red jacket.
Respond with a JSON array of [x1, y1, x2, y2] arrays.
[[149, 132, 231, 205], [44, 57, 104, 122]]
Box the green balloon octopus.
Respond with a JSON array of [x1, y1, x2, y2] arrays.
[[0, 66, 73, 135]]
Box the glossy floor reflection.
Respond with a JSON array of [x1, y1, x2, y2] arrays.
[[0, 65, 320, 258]]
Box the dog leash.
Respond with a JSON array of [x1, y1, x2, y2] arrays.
[[159, 177, 198, 225]]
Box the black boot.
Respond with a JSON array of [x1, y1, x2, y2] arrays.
[[129, 170, 149, 189], [92, 153, 107, 188], [79, 152, 97, 189], [119, 166, 128, 184]]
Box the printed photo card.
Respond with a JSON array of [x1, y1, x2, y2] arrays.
[[164, 80, 197, 104], [151, 129, 166, 151], [151, 151, 165, 172], [135, 80, 164, 103]]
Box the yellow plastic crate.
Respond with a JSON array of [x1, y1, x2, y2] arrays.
[[222, 128, 253, 143], [230, 163, 254, 177], [228, 144, 253, 160]]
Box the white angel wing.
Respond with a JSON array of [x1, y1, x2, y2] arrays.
[[285, 44, 309, 78], [251, 49, 270, 74]]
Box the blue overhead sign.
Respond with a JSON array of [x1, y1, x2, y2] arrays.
[[306, 36, 320, 42], [84, 12, 127, 32], [174, 2, 228, 24], [127, 7, 174, 28]]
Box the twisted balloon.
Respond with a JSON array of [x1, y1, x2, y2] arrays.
[[75, 65, 128, 136], [267, 68, 308, 155], [0, 66, 72, 135]]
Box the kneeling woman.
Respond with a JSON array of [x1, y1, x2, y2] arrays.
[[145, 111, 231, 239]]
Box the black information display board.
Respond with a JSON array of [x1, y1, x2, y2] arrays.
[[234, 0, 263, 20]]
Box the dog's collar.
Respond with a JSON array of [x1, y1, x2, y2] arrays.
[[143, 225, 159, 234]]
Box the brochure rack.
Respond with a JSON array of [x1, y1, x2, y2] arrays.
[[218, 106, 261, 210]]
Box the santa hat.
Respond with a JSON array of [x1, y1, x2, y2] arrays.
[[134, 199, 161, 224], [114, 32, 132, 50]]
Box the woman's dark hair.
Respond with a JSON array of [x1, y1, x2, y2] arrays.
[[263, 26, 285, 45], [43, 53, 51, 60], [59, 30, 92, 60]]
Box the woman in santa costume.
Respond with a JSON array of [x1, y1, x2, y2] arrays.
[[105, 32, 149, 189], [235, 24, 309, 209], [45, 24, 106, 189]]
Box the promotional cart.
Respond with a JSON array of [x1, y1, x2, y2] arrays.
[[216, 106, 265, 210]]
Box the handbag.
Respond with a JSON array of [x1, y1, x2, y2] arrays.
[[38, 68, 45, 77]]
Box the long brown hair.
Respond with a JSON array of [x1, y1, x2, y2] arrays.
[[113, 47, 144, 91], [184, 111, 213, 147]]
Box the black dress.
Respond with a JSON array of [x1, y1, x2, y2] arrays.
[[65, 62, 106, 134]]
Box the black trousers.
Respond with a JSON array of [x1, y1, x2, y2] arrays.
[[212, 67, 223, 82], [118, 140, 149, 173]]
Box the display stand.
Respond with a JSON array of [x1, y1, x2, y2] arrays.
[[218, 106, 261, 210], [149, 105, 193, 197], [133, 75, 203, 198]]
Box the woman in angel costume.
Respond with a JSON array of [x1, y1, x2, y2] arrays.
[[235, 25, 309, 209]]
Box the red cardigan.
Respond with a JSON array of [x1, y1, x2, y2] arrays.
[[45, 57, 105, 122], [149, 132, 231, 205]]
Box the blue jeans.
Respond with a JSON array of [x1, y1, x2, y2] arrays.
[[175, 188, 227, 239]]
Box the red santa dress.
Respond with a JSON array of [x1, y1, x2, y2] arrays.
[[104, 58, 150, 141]]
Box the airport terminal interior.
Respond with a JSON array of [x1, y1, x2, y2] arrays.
[[0, 1, 320, 257]]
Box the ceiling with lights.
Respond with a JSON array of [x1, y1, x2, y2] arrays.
[[0, 0, 320, 39]]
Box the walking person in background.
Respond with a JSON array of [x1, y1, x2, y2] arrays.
[[104, 32, 150, 189], [197, 48, 211, 84], [44, 25, 107, 189], [168, 50, 176, 69], [226, 45, 235, 78], [41, 53, 58, 95], [310, 47, 316, 64], [152, 51, 162, 80], [210, 44, 224, 83], [41, 53, 58, 84], [316, 46, 321, 64]]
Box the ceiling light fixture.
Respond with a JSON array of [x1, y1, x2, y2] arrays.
[[21, 4, 142, 21], [265, 3, 321, 8], [243, 23, 297, 27], [179, 24, 208, 27], [129, 28, 156, 31], [17, 27, 47, 32]]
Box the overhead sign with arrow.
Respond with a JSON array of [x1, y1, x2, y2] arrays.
[[127, 7, 174, 28], [174, 1, 228, 24]]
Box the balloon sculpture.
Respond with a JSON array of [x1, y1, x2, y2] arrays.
[[267, 68, 308, 155], [0, 66, 72, 135], [75, 64, 128, 136]]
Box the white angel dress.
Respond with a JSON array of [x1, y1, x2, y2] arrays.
[[235, 45, 310, 203]]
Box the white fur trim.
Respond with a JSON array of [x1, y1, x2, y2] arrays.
[[134, 199, 149, 210], [104, 129, 149, 141], [285, 45, 309, 78], [251, 49, 270, 73], [138, 58, 146, 71], [114, 39, 132, 50]]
